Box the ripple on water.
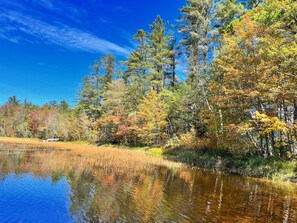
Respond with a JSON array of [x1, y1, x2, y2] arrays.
[[0, 173, 74, 223], [0, 143, 297, 223]]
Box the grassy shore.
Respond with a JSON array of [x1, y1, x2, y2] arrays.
[[0, 137, 296, 183], [0, 137, 163, 155], [0, 137, 180, 174], [165, 148, 297, 183]]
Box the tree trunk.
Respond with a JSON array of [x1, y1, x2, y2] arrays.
[[260, 136, 264, 157], [271, 131, 275, 156], [293, 100, 297, 125], [265, 137, 270, 157]]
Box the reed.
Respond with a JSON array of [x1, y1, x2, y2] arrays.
[[0, 137, 181, 175]]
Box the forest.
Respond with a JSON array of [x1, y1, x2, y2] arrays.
[[1, 0, 296, 163]]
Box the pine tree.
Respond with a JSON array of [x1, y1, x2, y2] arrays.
[[100, 53, 115, 89], [148, 16, 173, 92], [124, 29, 150, 110], [179, 0, 216, 118], [78, 59, 101, 120], [215, 0, 245, 34], [179, 0, 215, 80], [78, 54, 116, 121]]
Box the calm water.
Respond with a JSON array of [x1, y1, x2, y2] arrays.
[[0, 143, 296, 223]]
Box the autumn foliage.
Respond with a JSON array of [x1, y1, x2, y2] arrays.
[[1, 0, 296, 159]]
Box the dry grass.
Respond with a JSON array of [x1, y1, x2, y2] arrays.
[[0, 137, 181, 175]]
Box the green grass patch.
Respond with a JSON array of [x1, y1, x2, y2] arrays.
[[98, 144, 164, 157], [164, 148, 297, 182]]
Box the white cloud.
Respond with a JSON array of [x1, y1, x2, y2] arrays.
[[0, 9, 131, 56]]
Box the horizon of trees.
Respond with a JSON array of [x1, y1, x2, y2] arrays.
[[0, 0, 296, 159]]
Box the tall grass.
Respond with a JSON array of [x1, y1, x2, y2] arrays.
[[0, 137, 181, 175]]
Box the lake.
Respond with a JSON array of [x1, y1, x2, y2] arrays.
[[0, 143, 296, 222]]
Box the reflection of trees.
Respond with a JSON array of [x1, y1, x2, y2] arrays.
[[0, 145, 297, 222], [68, 172, 97, 222]]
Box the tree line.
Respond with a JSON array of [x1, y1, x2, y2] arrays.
[[1, 0, 296, 158]]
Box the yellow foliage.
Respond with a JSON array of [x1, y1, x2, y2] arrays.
[[179, 128, 211, 149], [179, 129, 198, 149], [253, 111, 288, 136], [137, 88, 168, 145]]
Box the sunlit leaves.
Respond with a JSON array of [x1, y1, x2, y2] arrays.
[[137, 88, 168, 145]]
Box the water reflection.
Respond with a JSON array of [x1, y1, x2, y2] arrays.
[[0, 143, 296, 222]]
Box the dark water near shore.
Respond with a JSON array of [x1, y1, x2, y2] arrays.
[[0, 143, 296, 223]]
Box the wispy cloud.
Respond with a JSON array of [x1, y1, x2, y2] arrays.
[[0, 0, 85, 23], [37, 0, 54, 9], [0, 1, 131, 56]]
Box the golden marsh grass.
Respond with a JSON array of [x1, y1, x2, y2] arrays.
[[0, 137, 181, 175]]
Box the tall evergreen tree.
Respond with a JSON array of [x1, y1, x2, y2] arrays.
[[165, 37, 177, 88], [148, 16, 173, 92], [215, 0, 245, 34], [124, 29, 150, 110], [179, 0, 216, 119], [179, 0, 215, 81], [78, 54, 116, 120], [100, 53, 115, 89]]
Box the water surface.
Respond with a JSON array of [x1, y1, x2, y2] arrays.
[[0, 143, 296, 222]]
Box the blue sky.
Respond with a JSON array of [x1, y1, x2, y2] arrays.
[[0, 0, 184, 106]]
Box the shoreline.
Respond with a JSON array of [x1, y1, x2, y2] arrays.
[[0, 137, 181, 172], [0, 137, 296, 183], [165, 148, 297, 183]]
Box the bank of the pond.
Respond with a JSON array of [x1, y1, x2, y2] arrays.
[[0, 137, 180, 173], [0, 137, 296, 183], [164, 148, 297, 183], [0, 137, 164, 157]]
